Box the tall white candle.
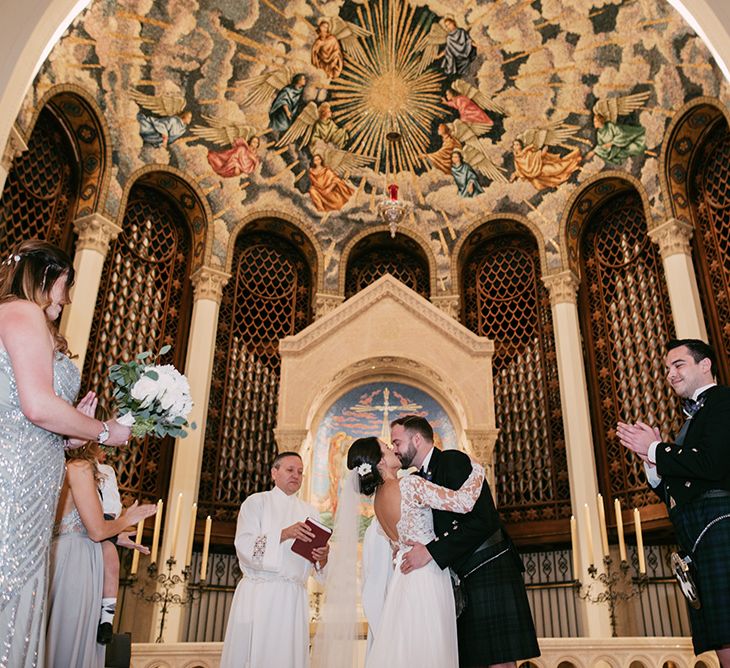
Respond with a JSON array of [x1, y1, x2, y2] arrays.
[[597, 493, 609, 557], [570, 515, 580, 578], [150, 499, 163, 565], [130, 518, 145, 575], [614, 498, 626, 562], [185, 503, 197, 567], [583, 502, 595, 566], [634, 508, 646, 574], [169, 492, 183, 561], [200, 516, 212, 581]]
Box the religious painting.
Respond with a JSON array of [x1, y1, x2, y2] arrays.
[[310, 382, 456, 532]]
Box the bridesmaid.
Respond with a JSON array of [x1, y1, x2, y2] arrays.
[[0, 239, 131, 667]]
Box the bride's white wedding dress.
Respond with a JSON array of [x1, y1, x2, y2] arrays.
[[365, 464, 484, 668]]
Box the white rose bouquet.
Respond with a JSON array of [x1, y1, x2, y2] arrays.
[[109, 345, 196, 439]]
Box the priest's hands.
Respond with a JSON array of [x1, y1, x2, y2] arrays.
[[312, 544, 329, 570], [401, 540, 432, 574], [280, 521, 315, 543]]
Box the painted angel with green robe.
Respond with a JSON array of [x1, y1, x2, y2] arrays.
[[586, 92, 650, 165]]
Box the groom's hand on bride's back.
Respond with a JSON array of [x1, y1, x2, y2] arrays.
[[401, 540, 432, 574]]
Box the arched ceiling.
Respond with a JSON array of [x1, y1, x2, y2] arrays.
[[16, 0, 730, 291]]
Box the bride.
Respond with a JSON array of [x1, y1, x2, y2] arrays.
[[312, 436, 484, 668]]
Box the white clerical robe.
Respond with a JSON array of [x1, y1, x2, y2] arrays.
[[220, 486, 321, 668]]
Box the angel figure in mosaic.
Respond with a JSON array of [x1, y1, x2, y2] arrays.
[[277, 102, 349, 150], [130, 90, 191, 148], [423, 123, 463, 174], [511, 122, 583, 190], [441, 80, 505, 136], [190, 116, 262, 179], [308, 140, 373, 212], [586, 91, 650, 165], [419, 16, 476, 77], [448, 120, 507, 197], [237, 68, 307, 133], [311, 17, 371, 78]]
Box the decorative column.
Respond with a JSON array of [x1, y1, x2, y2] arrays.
[[464, 427, 499, 489], [313, 292, 344, 319], [542, 270, 613, 638], [648, 218, 708, 341], [431, 293, 460, 319], [0, 123, 28, 195], [152, 265, 229, 643], [60, 213, 122, 369]]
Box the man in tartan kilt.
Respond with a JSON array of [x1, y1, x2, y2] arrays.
[[391, 415, 540, 668], [618, 339, 730, 666]]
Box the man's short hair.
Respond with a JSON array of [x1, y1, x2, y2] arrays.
[[390, 415, 433, 442], [668, 339, 716, 374], [272, 451, 302, 468]]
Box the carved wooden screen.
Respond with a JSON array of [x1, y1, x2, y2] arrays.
[[199, 232, 312, 530], [345, 232, 429, 298], [462, 233, 570, 541], [690, 128, 730, 382], [578, 193, 679, 514], [82, 184, 193, 506], [0, 108, 78, 253]]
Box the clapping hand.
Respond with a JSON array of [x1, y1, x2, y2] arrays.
[[117, 530, 150, 554], [616, 421, 660, 463]]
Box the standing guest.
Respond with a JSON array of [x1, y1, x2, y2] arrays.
[[391, 415, 540, 668], [46, 440, 155, 668], [618, 339, 730, 666], [0, 240, 131, 668], [220, 452, 329, 668]]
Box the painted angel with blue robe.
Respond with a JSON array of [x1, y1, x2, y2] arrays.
[[586, 92, 650, 165]]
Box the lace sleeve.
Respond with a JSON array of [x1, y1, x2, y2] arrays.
[[406, 462, 485, 513]]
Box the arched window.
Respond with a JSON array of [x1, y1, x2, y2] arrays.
[[0, 108, 78, 253], [462, 230, 569, 541], [198, 230, 313, 531], [345, 232, 430, 298], [578, 191, 678, 513], [82, 183, 194, 505]]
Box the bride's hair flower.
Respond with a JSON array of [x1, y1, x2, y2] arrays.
[[356, 462, 372, 477]]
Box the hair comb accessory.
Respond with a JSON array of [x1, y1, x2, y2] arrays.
[[356, 463, 372, 477], [4, 254, 21, 266]]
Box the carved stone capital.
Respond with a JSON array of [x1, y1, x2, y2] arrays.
[[431, 294, 460, 320], [648, 218, 694, 259], [274, 428, 309, 454], [314, 292, 345, 319], [190, 266, 230, 303], [542, 270, 580, 306], [73, 213, 123, 254], [465, 428, 499, 467], [1, 124, 29, 172]]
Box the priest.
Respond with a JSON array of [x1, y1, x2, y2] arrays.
[[220, 452, 329, 668]]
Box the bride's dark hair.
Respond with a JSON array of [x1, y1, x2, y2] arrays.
[[347, 437, 384, 496]]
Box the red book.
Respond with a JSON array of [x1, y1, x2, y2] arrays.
[[291, 517, 332, 562]]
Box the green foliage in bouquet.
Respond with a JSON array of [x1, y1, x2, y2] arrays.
[[109, 345, 196, 439]]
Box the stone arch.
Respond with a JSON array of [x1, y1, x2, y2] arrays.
[[226, 209, 324, 294], [118, 164, 213, 272], [451, 212, 552, 294], [338, 223, 438, 297], [26, 83, 112, 216], [660, 96, 730, 224], [558, 171, 655, 278]]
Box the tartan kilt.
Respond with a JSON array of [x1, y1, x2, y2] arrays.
[[456, 547, 540, 667], [670, 495, 730, 655]]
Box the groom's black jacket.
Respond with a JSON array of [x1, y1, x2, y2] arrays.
[[426, 448, 518, 577]]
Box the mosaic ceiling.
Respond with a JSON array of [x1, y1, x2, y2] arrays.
[[21, 0, 729, 289]]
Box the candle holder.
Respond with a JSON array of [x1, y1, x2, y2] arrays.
[[575, 555, 649, 637], [131, 556, 205, 642]]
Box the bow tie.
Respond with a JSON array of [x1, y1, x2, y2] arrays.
[[682, 392, 709, 418]]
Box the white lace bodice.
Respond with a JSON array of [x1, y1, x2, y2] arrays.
[[394, 462, 484, 549]]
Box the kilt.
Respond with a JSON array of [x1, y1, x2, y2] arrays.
[[670, 495, 730, 655], [456, 546, 540, 667]]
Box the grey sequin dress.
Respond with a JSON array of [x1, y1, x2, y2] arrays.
[[0, 348, 80, 668]]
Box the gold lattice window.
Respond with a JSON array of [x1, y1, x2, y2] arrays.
[[579, 193, 680, 513], [82, 184, 193, 506], [0, 108, 78, 254], [198, 232, 313, 528], [345, 232, 430, 298], [691, 129, 730, 383], [462, 233, 569, 537]]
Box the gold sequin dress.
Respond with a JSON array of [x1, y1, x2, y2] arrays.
[[0, 349, 80, 668]]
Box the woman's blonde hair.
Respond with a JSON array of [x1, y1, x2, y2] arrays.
[[65, 440, 103, 486], [0, 239, 75, 354]]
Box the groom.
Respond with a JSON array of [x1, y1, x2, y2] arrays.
[[391, 415, 539, 668]]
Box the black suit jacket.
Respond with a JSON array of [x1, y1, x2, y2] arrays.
[[654, 385, 730, 508], [424, 448, 514, 576]]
